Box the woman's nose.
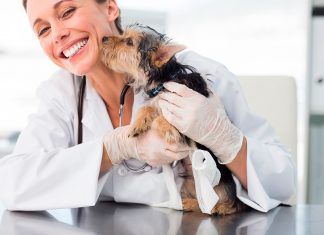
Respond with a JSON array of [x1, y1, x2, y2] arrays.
[[52, 24, 70, 43]]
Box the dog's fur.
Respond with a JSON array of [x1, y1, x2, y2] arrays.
[[101, 24, 246, 215]]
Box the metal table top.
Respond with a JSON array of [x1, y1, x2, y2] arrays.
[[0, 202, 323, 235]]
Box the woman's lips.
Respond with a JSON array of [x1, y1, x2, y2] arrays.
[[59, 38, 89, 59]]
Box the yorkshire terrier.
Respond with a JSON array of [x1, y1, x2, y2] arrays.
[[101, 24, 247, 215]]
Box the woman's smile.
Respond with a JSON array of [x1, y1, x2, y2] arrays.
[[61, 38, 88, 59]]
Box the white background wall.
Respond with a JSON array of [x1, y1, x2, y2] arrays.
[[0, 0, 311, 202], [314, 0, 324, 6]]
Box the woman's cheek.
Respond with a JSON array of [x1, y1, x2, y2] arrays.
[[40, 40, 53, 60], [40, 39, 63, 68]]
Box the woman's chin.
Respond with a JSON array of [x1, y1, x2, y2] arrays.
[[67, 65, 90, 76], [72, 70, 86, 76]]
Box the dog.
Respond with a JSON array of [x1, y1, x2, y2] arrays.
[[101, 24, 247, 215]]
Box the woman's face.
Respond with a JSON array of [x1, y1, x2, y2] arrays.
[[26, 0, 119, 75]]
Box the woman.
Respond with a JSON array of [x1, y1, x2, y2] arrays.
[[0, 0, 295, 211]]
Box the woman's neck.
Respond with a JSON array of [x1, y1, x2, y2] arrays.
[[86, 63, 130, 109]]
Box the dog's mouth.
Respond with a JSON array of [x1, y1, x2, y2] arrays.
[[59, 38, 89, 59]]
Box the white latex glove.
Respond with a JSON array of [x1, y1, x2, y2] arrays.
[[103, 125, 191, 167], [158, 82, 244, 164]]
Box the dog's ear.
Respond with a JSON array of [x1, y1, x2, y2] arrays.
[[152, 44, 186, 68]]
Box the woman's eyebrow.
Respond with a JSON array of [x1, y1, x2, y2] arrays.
[[32, 0, 74, 28], [33, 18, 42, 28]]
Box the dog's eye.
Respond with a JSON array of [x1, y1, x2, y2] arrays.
[[126, 38, 134, 46]]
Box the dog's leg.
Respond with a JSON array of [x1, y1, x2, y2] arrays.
[[129, 106, 158, 137], [179, 156, 201, 212], [181, 178, 201, 212], [152, 115, 185, 144], [152, 116, 201, 212], [210, 183, 247, 215], [182, 199, 201, 212], [211, 200, 238, 215]]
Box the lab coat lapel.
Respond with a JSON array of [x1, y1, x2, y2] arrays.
[[131, 90, 146, 123], [80, 81, 146, 141], [81, 81, 113, 141]]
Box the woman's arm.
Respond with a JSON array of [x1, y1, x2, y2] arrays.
[[226, 136, 247, 189], [100, 145, 113, 176], [0, 74, 106, 211], [163, 51, 296, 212]]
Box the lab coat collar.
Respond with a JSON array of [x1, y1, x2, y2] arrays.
[[81, 80, 112, 139]]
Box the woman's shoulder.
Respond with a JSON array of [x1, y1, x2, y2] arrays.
[[175, 50, 241, 92], [175, 50, 225, 73], [36, 69, 80, 99]]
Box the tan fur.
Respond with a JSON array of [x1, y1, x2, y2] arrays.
[[152, 115, 183, 144], [182, 198, 201, 212], [101, 30, 148, 88], [212, 183, 245, 215], [128, 106, 158, 137], [151, 44, 187, 68]]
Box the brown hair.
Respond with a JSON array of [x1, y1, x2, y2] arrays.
[[22, 0, 123, 34]]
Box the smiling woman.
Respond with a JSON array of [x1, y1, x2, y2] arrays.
[[0, 0, 295, 214]]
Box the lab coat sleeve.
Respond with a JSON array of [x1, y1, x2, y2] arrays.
[[0, 74, 108, 211], [210, 62, 296, 212], [177, 51, 296, 212]]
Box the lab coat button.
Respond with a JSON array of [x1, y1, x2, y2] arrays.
[[118, 167, 128, 176]]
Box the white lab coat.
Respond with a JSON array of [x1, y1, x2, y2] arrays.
[[0, 51, 295, 212]]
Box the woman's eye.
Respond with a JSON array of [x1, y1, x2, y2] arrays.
[[126, 38, 134, 46], [38, 27, 50, 37], [62, 8, 75, 18]]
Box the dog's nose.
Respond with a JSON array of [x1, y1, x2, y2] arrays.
[[102, 36, 109, 44]]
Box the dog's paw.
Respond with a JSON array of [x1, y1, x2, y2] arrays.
[[211, 202, 237, 215], [129, 106, 157, 137], [182, 198, 201, 212], [128, 124, 150, 137]]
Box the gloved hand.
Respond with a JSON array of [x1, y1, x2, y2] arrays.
[[158, 82, 244, 164], [103, 125, 191, 167]]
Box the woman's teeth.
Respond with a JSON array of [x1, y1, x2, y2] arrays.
[[63, 39, 87, 58]]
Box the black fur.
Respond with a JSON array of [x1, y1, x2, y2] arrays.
[[135, 24, 168, 74], [145, 58, 210, 98]]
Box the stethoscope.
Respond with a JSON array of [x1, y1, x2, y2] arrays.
[[78, 76, 179, 173], [77, 75, 152, 173]]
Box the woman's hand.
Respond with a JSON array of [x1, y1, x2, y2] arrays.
[[103, 125, 191, 167], [135, 128, 191, 167], [158, 82, 244, 164]]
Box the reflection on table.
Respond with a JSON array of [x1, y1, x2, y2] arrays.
[[0, 202, 304, 235]]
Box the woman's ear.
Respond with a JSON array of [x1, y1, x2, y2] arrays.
[[107, 0, 119, 21]]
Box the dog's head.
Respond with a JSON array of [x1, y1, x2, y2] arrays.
[[101, 24, 185, 88]]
